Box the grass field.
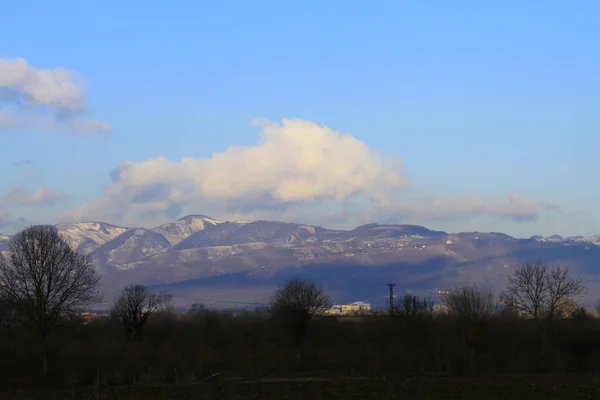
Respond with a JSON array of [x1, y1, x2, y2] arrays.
[[3, 374, 600, 400]]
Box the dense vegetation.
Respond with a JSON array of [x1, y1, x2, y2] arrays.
[[1, 299, 600, 390]]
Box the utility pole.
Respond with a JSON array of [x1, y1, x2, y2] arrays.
[[387, 283, 396, 319]]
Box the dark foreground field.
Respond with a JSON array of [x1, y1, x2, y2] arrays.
[[3, 297, 600, 399], [3, 374, 600, 400]]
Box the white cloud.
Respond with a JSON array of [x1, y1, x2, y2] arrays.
[[0, 211, 28, 232], [538, 199, 561, 211], [1, 186, 67, 207], [0, 57, 109, 135], [371, 192, 539, 224], [0, 211, 8, 228], [60, 118, 547, 228]]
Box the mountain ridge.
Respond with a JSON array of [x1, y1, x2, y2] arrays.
[[2, 214, 598, 244], [1, 215, 599, 306]]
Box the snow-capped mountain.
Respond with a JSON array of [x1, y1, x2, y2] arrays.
[[50, 214, 222, 258], [89, 215, 225, 268], [151, 215, 223, 246], [588, 236, 600, 246], [56, 222, 129, 254], [1, 216, 600, 305], [529, 234, 600, 246]]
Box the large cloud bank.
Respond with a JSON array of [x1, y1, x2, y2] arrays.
[[61, 118, 541, 228]]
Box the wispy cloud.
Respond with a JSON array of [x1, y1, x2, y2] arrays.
[[0, 211, 8, 229], [11, 159, 33, 167], [0, 57, 109, 135], [9, 158, 36, 179], [538, 200, 561, 211], [370, 192, 540, 224], [61, 118, 552, 228], [1, 186, 67, 207], [0, 211, 28, 232]]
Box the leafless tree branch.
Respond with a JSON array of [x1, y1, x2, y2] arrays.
[[500, 260, 585, 322], [394, 294, 433, 318], [111, 284, 170, 342], [0, 225, 102, 377], [442, 285, 496, 320], [269, 277, 332, 352], [270, 277, 332, 317], [0, 225, 102, 336]]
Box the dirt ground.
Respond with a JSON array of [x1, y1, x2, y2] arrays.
[[2, 374, 600, 400]]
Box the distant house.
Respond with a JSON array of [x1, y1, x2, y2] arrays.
[[324, 306, 343, 315], [325, 301, 372, 315], [341, 301, 371, 315], [79, 311, 103, 324]]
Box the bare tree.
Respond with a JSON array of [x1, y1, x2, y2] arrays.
[[556, 297, 578, 318], [112, 284, 170, 342], [0, 225, 102, 377], [500, 260, 585, 358], [442, 285, 495, 320], [500, 260, 585, 322], [189, 302, 206, 313], [441, 285, 495, 370], [394, 294, 433, 319], [269, 277, 332, 356]]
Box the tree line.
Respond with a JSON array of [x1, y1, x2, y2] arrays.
[[0, 224, 596, 388]]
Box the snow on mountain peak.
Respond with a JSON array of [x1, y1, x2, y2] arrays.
[[299, 225, 317, 234], [177, 214, 217, 222], [152, 214, 224, 246], [56, 221, 129, 254], [585, 235, 600, 245]]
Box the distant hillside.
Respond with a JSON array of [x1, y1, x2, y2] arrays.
[[1, 216, 599, 306]]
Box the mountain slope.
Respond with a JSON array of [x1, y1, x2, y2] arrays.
[[91, 215, 226, 269], [152, 215, 224, 246], [2, 216, 600, 305], [56, 222, 129, 254], [92, 228, 172, 268]]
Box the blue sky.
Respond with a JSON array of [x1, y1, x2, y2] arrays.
[[0, 0, 598, 237]]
